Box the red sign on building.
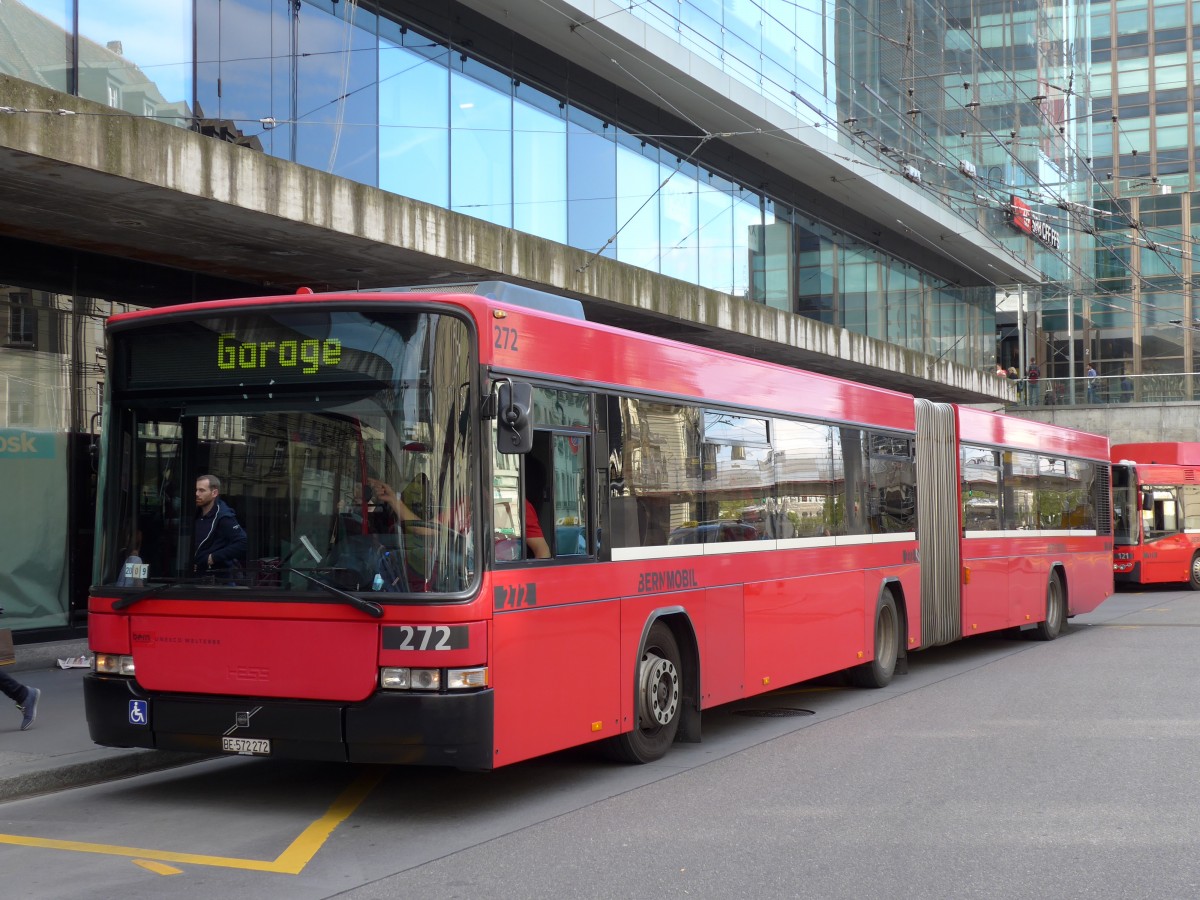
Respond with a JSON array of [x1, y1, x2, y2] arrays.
[[1009, 196, 1060, 250]]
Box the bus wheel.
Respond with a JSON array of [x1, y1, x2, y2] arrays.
[[1189, 555, 1200, 591], [846, 591, 899, 688], [1032, 571, 1065, 641], [608, 622, 682, 763]]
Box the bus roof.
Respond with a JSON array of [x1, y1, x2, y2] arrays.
[[109, 287, 919, 433], [1111, 443, 1200, 466], [102, 285, 1112, 455], [474, 292, 918, 432], [955, 405, 1110, 462]]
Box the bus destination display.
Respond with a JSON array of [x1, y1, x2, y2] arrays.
[[120, 317, 396, 391]]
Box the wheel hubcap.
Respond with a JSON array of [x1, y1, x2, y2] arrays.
[[878, 609, 897, 661], [639, 652, 680, 726]]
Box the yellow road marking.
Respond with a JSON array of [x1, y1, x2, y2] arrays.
[[133, 859, 183, 876], [0, 767, 385, 875], [273, 766, 385, 874]]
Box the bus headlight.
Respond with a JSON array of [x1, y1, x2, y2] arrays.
[[380, 667, 410, 689], [379, 667, 441, 691], [95, 653, 136, 676], [379, 668, 485, 690]]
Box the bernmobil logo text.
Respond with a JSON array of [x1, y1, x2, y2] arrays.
[[0, 430, 54, 458]]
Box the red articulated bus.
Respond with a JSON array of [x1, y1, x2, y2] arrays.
[[1112, 442, 1200, 589], [85, 283, 1113, 769]]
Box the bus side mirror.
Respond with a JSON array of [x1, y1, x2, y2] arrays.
[[1142, 491, 1154, 511], [496, 381, 533, 454]]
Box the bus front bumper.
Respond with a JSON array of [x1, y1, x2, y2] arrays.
[[1113, 562, 1141, 582], [83, 673, 495, 769]]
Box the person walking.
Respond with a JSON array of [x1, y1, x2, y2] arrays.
[[1086, 363, 1098, 403], [0, 669, 40, 731]]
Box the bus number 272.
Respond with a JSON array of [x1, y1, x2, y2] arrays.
[[494, 326, 520, 351], [390, 625, 462, 651]]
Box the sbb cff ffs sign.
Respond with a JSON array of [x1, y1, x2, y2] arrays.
[[1009, 196, 1061, 250]]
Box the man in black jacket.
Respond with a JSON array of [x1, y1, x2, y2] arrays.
[[193, 474, 247, 579]]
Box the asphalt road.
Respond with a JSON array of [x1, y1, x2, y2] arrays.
[[2, 587, 1198, 899]]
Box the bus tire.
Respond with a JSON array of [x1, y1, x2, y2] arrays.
[[607, 621, 682, 764], [1032, 571, 1065, 641], [846, 591, 899, 688], [1189, 554, 1200, 591]]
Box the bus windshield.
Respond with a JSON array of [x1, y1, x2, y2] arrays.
[[1112, 464, 1138, 546], [96, 308, 476, 597]]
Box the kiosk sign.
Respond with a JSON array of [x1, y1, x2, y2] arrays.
[[0, 430, 55, 458]]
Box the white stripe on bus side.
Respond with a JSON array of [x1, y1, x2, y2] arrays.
[[611, 531, 918, 562]]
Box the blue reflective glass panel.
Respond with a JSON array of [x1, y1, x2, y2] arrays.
[[698, 174, 734, 293], [567, 109, 616, 257], [616, 138, 660, 272], [196, 0, 220, 127], [197, 0, 282, 154], [270, 2, 293, 161], [514, 87, 566, 243], [659, 159, 699, 284], [379, 38, 449, 207], [78, 0, 193, 124], [295, 2, 378, 185], [6, 0, 73, 93], [731, 192, 761, 299], [679, 0, 723, 69], [450, 64, 512, 227]]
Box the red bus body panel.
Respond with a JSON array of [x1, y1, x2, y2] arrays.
[[484, 542, 921, 766], [956, 406, 1113, 626], [129, 614, 379, 701]]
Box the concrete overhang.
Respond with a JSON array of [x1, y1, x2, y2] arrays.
[[454, 0, 1041, 286], [0, 74, 1013, 405]]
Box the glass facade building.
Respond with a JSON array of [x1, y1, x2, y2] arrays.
[[987, 0, 1200, 402], [2, 0, 1095, 374], [1079, 1, 1200, 398], [0, 0, 1104, 630]]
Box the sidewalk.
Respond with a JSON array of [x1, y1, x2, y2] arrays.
[[0, 639, 206, 803]]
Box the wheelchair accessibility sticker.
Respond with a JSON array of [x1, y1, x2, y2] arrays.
[[129, 700, 148, 725]]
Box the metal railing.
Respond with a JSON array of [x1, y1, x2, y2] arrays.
[[1001, 372, 1200, 407]]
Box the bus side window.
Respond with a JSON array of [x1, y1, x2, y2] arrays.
[[551, 434, 589, 556], [524, 432, 591, 559], [525, 440, 552, 559]]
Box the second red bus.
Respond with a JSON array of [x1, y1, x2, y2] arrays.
[[1112, 442, 1200, 589]]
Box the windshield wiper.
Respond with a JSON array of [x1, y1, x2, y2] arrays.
[[287, 567, 383, 618], [112, 580, 190, 610], [113, 571, 383, 619]]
